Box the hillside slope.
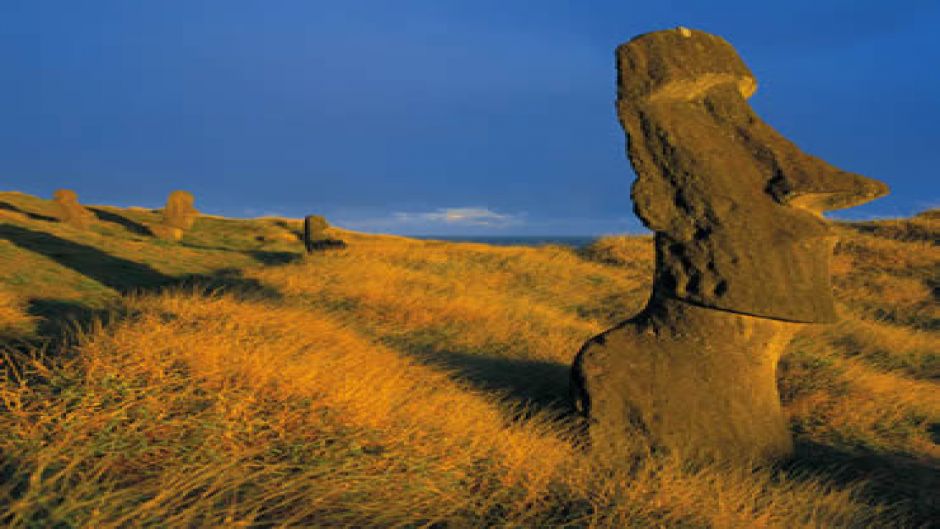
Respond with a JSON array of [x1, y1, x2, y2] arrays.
[[0, 191, 937, 527]]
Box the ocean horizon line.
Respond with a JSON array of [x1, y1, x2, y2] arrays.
[[411, 234, 607, 247]]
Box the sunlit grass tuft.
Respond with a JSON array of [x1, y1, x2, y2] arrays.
[[0, 290, 33, 339]]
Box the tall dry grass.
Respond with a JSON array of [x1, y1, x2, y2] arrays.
[[0, 193, 936, 527], [0, 290, 33, 340], [0, 291, 890, 528]]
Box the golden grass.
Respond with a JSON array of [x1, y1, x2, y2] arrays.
[[0, 290, 33, 339], [830, 223, 938, 331], [250, 240, 625, 352], [581, 233, 655, 268], [820, 317, 939, 378], [0, 192, 936, 527], [1, 291, 887, 527]]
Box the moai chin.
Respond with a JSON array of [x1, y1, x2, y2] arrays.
[[570, 28, 888, 462]]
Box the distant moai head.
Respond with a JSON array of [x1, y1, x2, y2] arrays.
[[617, 28, 888, 322], [53, 189, 79, 204], [304, 215, 345, 252], [52, 188, 94, 229], [304, 215, 329, 239], [163, 190, 198, 231]]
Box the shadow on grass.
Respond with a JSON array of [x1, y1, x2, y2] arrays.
[[0, 225, 283, 349], [22, 269, 281, 345], [176, 268, 282, 300], [26, 299, 119, 346], [0, 224, 172, 292], [247, 250, 303, 265], [88, 207, 152, 236], [785, 440, 940, 526], [0, 201, 58, 222], [179, 241, 303, 266], [0, 224, 284, 298], [383, 337, 576, 419]]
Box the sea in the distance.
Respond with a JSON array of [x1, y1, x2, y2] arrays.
[[414, 235, 598, 248]]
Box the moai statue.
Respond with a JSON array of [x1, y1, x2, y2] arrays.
[[570, 28, 888, 462], [151, 190, 198, 242], [163, 190, 199, 231], [304, 215, 346, 253], [52, 189, 95, 229]]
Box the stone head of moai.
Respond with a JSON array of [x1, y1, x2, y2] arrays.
[[163, 190, 199, 231], [619, 27, 888, 323], [304, 214, 346, 253], [304, 215, 329, 237], [52, 189, 95, 229], [571, 28, 888, 463]]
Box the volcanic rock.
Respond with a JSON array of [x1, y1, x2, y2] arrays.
[[570, 27, 889, 462]]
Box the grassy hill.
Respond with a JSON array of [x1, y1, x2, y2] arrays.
[[0, 190, 937, 527]]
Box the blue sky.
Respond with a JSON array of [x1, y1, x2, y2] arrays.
[[1, 1, 938, 235]]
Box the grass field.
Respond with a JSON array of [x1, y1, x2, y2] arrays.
[[0, 190, 937, 527]]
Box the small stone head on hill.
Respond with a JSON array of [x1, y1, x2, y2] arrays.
[[52, 189, 95, 229], [304, 214, 346, 252], [163, 190, 199, 231]]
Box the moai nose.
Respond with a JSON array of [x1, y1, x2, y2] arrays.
[[765, 146, 890, 213]]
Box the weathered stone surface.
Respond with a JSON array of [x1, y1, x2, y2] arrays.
[[52, 189, 95, 229], [163, 191, 198, 231], [570, 27, 889, 462], [304, 215, 346, 252], [618, 28, 888, 323], [304, 215, 328, 239], [573, 296, 799, 461]]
